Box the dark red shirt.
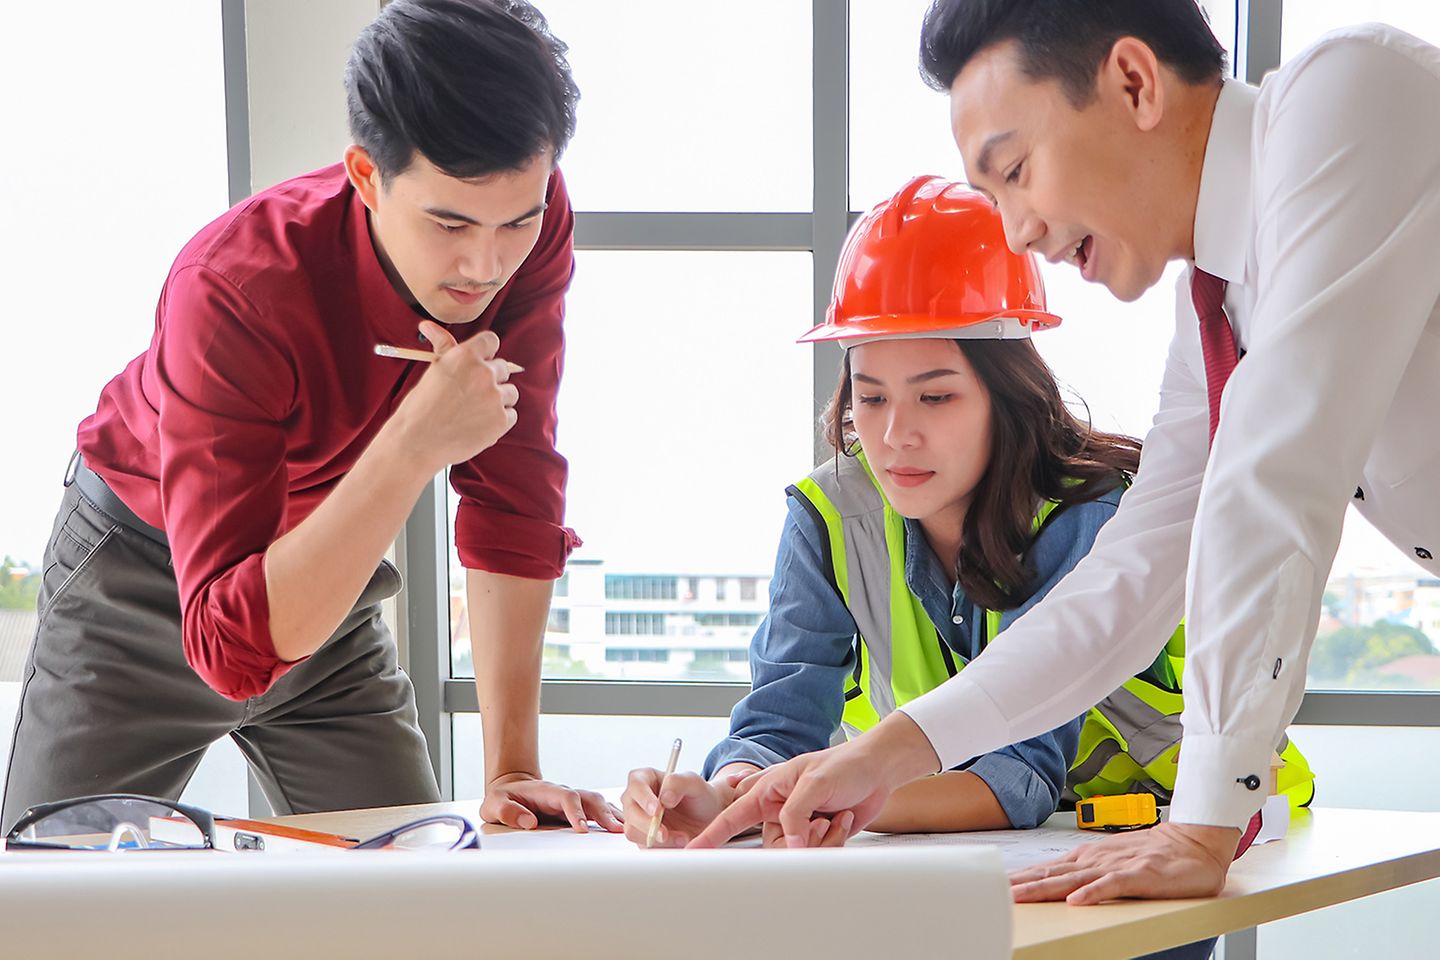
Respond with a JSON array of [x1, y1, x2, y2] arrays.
[[77, 163, 578, 700]]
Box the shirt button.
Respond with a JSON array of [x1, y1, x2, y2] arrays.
[[1418, 547, 1434, 561], [952, 615, 964, 625], [1238, 775, 1262, 791]]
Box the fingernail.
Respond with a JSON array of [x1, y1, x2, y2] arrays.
[[786, 835, 805, 849], [645, 800, 657, 816]]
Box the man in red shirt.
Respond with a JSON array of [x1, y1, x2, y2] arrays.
[[2, 0, 620, 835]]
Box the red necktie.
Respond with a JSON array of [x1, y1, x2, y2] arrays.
[[1191, 264, 1267, 860], [1191, 267, 1239, 447]]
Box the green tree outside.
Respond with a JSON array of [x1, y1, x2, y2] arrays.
[[1308, 620, 1438, 688], [0, 556, 40, 611]]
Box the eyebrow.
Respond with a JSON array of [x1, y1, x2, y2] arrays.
[[973, 131, 1017, 178], [852, 369, 963, 386], [422, 202, 548, 228]]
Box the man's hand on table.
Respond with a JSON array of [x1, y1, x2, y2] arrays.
[[1009, 820, 1241, 904], [481, 772, 624, 833]]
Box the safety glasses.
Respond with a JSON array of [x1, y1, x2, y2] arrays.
[[6, 794, 479, 853], [5, 794, 216, 851], [351, 814, 479, 851]]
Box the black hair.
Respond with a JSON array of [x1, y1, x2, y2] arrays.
[[345, 0, 579, 181], [919, 0, 1226, 106]]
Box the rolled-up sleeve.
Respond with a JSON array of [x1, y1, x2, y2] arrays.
[[450, 169, 580, 580], [153, 265, 300, 700]]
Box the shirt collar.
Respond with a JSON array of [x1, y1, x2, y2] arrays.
[[1192, 77, 1260, 285], [902, 517, 953, 600], [346, 176, 432, 345]]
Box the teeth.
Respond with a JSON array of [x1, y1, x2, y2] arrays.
[[1064, 240, 1083, 264]]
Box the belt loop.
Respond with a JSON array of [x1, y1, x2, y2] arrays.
[[64, 450, 81, 487]]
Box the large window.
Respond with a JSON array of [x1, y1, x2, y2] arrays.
[[1275, 0, 1440, 699], [0, 2, 235, 811], [540, 0, 813, 212]]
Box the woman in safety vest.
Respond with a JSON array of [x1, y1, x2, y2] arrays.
[[620, 178, 1311, 859]]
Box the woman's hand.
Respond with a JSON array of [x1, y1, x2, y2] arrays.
[[689, 712, 939, 848], [621, 766, 754, 848]]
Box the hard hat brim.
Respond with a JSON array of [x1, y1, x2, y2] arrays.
[[796, 309, 1061, 344]]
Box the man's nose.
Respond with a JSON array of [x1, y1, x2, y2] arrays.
[[1000, 203, 1044, 255], [458, 233, 503, 285]]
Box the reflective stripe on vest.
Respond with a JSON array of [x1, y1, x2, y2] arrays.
[[790, 453, 1316, 808]]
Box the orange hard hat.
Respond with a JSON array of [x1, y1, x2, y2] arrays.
[[799, 175, 1060, 344]]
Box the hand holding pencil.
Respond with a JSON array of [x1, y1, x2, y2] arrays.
[[378, 320, 521, 472]]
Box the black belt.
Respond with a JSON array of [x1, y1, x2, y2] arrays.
[[66, 452, 170, 549]]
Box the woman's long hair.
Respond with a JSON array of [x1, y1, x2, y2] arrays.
[[822, 338, 1141, 611]]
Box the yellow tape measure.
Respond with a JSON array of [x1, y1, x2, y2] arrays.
[[1076, 793, 1160, 831]]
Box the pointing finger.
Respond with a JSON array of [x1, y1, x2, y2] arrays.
[[690, 786, 767, 848]]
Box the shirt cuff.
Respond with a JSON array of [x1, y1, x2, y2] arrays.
[[702, 737, 784, 779], [1167, 732, 1275, 828], [454, 502, 581, 580], [965, 752, 1057, 829], [897, 677, 1009, 772]]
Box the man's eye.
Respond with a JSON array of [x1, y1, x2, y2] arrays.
[[438, 222, 468, 234], [1005, 160, 1024, 185], [505, 218, 537, 231]]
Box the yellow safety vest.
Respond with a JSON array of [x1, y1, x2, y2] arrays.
[[788, 452, 1315, 807]]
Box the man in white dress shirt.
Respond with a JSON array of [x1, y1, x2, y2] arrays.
[[694, 0, 1440, 905]]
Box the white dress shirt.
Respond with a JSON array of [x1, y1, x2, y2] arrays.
[[900, 23, 1440, 829]]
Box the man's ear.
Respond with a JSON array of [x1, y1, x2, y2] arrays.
[[344, 145, 383, 211], [1103, 36, 1165, 133]]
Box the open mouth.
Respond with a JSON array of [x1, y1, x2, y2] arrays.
[[1064, 236, 1096, 281]]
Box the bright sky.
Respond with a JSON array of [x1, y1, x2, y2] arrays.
[[2, 0, 1434, 591]]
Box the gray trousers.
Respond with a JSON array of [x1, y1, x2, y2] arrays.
[[2, 476, 441, 833]]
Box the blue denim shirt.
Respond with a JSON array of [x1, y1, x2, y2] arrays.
[[703, 485, 1127, 829]]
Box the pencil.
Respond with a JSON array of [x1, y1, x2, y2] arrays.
[[645, 738, 683, 849], [374, 343, 525, 374]]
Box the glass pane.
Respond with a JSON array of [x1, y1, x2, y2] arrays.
[[449, 251, 814, 681], [1282, 3, 1440, 61], [0, 2, 229, 589], [0, 3, 246, 817], [453, 713, 732, 797], [848, 0, 965, 213], [1311, 513, 1440, 691], [540, 1, 812, 212], [1031, 262, 1182, 441], [848, 0, 1237, 212]]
